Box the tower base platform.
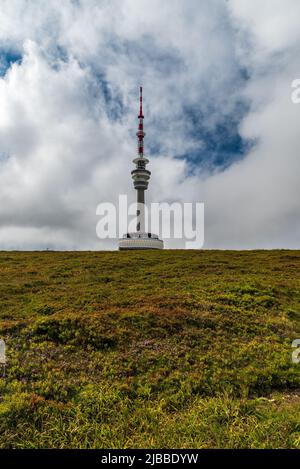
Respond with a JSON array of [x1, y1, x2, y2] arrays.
[[119, 232, 164, 250]]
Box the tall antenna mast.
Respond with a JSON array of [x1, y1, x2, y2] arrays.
[[118, 86, 164, 250], [137, 86, 145, 157], [131, 86, 150, 232]]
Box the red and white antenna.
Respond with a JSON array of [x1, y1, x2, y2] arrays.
[[139, 86, 144, 118], [137, 86, 145, 157]]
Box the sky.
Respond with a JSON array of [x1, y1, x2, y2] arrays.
[[0, 0, 299, 250]]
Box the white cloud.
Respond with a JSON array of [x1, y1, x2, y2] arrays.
[[0, 0, 299, 249], [228, 0, 300, 59], [198, 0, 300, 248]]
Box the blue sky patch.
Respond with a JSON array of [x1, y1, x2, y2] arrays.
[[0, 50, 22, 76]]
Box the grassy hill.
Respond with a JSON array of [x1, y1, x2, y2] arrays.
[[0, 250, 300, 448]]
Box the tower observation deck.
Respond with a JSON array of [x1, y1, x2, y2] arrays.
[[118, 87, 164, 250]]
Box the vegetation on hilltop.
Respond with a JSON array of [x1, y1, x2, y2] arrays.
[[0, 250, 300, 448]]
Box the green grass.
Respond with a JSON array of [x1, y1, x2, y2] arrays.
[[0, 250, 300, 448]]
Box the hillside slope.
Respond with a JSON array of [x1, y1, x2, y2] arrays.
[[0, 250, 300, 448]]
